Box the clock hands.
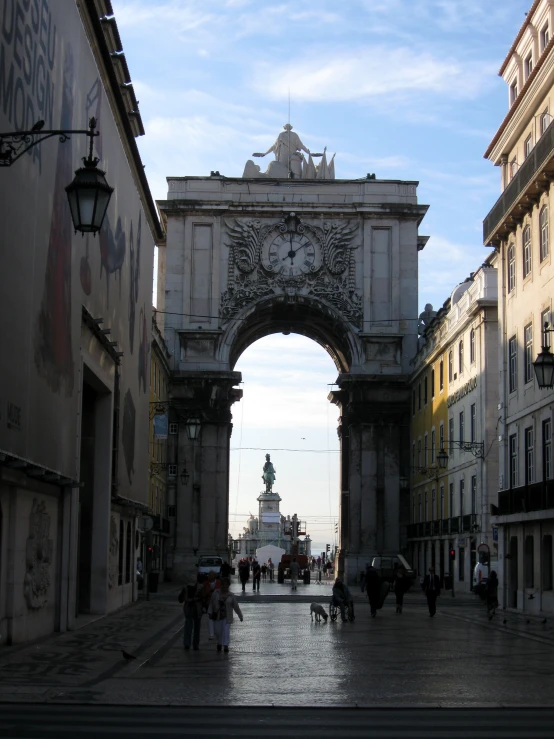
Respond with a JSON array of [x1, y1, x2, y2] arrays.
[[283, 234, 306, 263]]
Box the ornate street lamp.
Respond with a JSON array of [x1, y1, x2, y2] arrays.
[[185, 416, 202, 441], [533, 323, 554, 389], [0, 117, 112, 235], [437, 447, 449, 470], [65, 118, 113, 235], [180, 467, 190, 484]]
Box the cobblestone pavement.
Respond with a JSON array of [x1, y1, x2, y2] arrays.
[[0, 580, 553, 707]]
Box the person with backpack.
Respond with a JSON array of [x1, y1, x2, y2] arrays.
[[202, 570, 221, 640], [208, 577, 243, 653], [179, 573, 203, 650]]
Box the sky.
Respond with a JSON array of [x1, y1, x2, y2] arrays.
[[113, 0, 531, 550]]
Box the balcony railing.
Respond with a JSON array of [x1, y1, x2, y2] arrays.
[[483, 119, 554, 245], [493, 480, 554, 516]]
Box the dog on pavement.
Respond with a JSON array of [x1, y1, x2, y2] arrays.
[[310, 603, 328, 622]]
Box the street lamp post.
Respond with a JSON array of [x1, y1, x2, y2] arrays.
[[533, 323, 554, 389], [1, 117, 113, 235]]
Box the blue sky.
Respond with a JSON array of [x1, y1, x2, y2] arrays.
[[115, 0, 530, 549]]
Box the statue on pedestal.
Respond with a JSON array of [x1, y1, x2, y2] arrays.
[[262, 453, 276, 492]]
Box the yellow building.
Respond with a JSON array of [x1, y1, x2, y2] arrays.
[[148, 313, 172, 580], [409, 259, 499, 592]]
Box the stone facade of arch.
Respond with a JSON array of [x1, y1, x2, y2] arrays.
[[157, 176, 428, 581]]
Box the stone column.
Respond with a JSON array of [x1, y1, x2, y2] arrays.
[[330, 375, 410, 583], [170, 371, 242, 581]]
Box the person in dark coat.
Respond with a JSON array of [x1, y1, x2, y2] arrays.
[[393, 566, 410, 614], [252, 560, 261, 591], [486, 570, 499, 620], [220, 560, 232, 579], [365, 564, 381, 617], [423, 566, 441, 617], [238, 559, 250, 593]]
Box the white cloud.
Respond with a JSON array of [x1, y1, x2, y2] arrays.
[[253, 47, 495, 103]]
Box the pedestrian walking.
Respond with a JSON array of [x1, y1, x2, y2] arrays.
[[220, 560, 232, 579], [268, 559, 275, 581], [423, 566, 441, 617], [238, 558, 249, 593], [252, 560, 261, 591], [393, 566, 409, 614], [365, 564, 381, 617], [208, 577, 243, 653], [486, 570, 499, 620], [290, 557, 300, 590], [179, 574, 203, 650], [261, 563, 267, 581], [202, 570, 221, 640]]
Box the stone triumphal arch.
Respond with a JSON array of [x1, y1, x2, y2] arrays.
[[157, 126, 428, 582]]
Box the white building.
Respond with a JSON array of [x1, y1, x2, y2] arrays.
[[484, 0, 554, 613]]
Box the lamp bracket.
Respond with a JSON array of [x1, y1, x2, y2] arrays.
[[0, 118, 98, 167], [448, 440, 485, 458]]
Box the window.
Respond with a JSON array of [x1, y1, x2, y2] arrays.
[[471, 403, 476, 442], [424, 376, 428, 405], [412, 390, 416, 415], [418, 382, 421, 411], [525, 535, 534, 588], [125, 522, 131, 584], [412, 442, 416, 470], [509, 336, 517, 392], [412, 496, 416, 523], [118, 520, 124, 586], [541, 24, 550, 52], [449, 483, 454, 517], [510, 158, 518, 180], [524, 134, 533, 158], [525, 54, 533, 79], [432, 488, 436, 520], [523, 225, 532, 277], [524, 323, 533, 384], [424, 490, 428, 521], [525, 426, 534, 484], [470, 329, 476, 363], [540, 205, 549, 261], [449, 417, 454, 454], [168, 464, 177, 477], [543, 535, 553, 590], [507, 243, 516, 292], [431, 369, 435, 398], [439, 423, 444, 454], [418, 493, 422, 522], [169, 422, 178, 435], [431, 429, 436, 463], [459, 410, 464, 442], [541, 308, 551, 345], [543, 419, 552, 481], [424, 433, 428, 467], [459, 478, 465, 516], [417, 438, 422, 467], [440, 486, 445, 519], [448, 351, 453, 382], [458, 340, 464, 375], [510, 80, 518, 105], [509, 433, 518, 488], [471, 475, 477, 514], [541, 110, 551, 136], [439, 360, 444, 391]]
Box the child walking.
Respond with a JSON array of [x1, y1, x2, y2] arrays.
[[208, 577, 243, 653]]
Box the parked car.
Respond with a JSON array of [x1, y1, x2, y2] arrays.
[[370, 554, 416, 590], [197, 555, 223, 576]]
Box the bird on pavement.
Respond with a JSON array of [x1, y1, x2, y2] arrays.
[[31, 119, 45, 132], [122, 649, 137, 661]]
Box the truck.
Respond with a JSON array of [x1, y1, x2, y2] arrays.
[[277, 554, 311, 584]]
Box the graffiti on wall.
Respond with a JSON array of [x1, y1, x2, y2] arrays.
[[122, 389, 136, 484], [24, 499, 53, 610], [34, 44, 75, 396], [99, 214, 126, 305]]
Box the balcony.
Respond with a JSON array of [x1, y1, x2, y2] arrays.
[[493, 480, 554, 516], [483, 119, 554, 246]]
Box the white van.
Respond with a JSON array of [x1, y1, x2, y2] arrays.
[[473, 561, 489, 595], [197, 555, 223, 575]]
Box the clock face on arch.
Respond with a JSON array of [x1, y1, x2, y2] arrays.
[[262, 232, 322, 277]]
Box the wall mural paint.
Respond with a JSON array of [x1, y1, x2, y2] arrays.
[[122, 389, 136, 484], [24, 499, 54, 610], [99, 214, 126, 305], [34, 44, 75, 397], [138, 304, 149, 394], [128, 221, 136, 352]]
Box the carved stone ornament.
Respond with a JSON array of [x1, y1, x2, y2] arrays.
[[222, 216, 361, 325], [24, 498, 54, 610], [108, 515, 119, 590]]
